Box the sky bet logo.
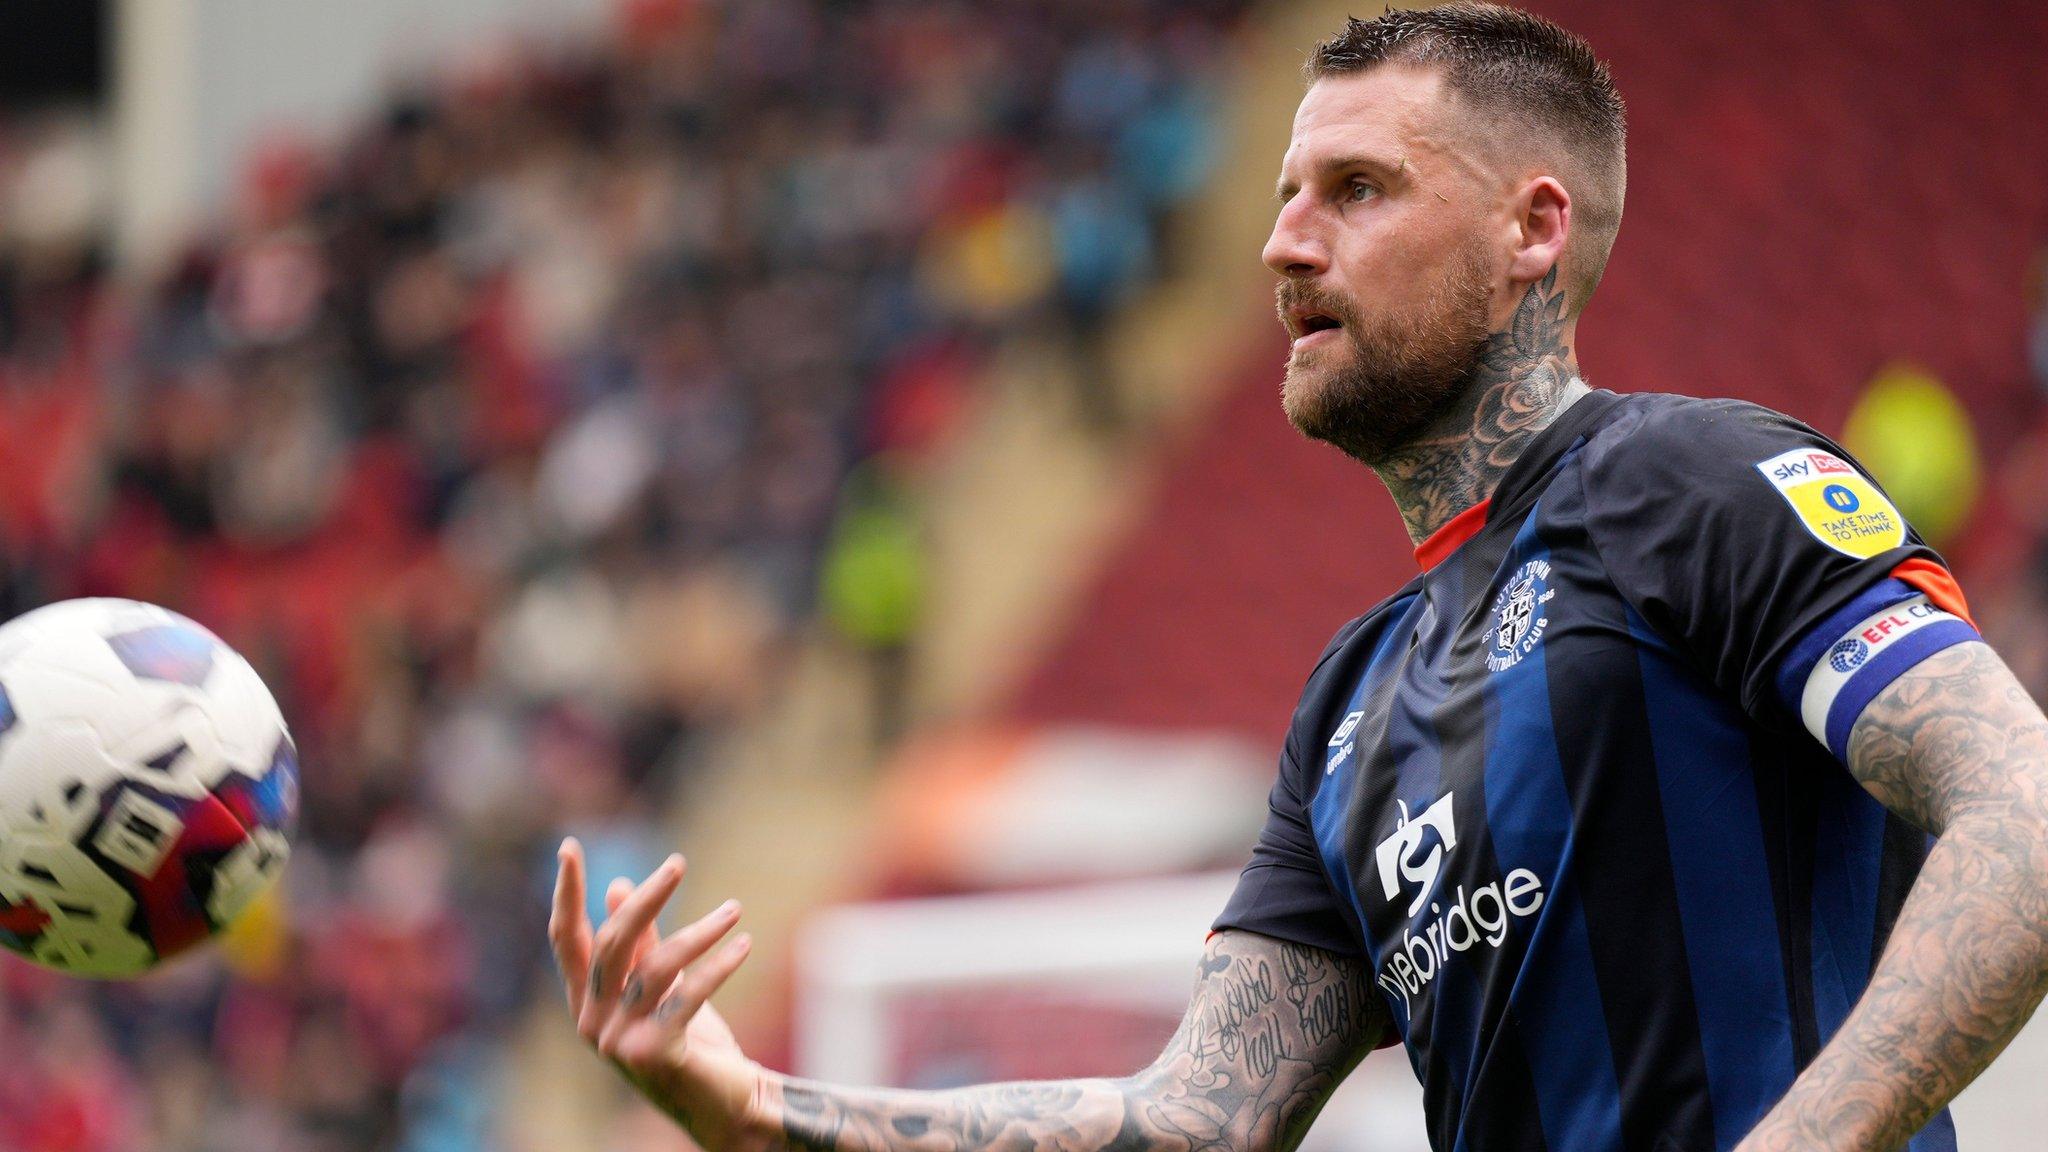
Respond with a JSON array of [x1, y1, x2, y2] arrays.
[[1372, 792, 1547, 1016], [1756, 447, 1904, 561], [1767, 451, 1854, 483]]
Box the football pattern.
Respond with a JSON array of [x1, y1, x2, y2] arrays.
[[0, 599, 298, 977]]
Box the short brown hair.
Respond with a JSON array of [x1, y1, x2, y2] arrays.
[[1307, 3, 1626, 311]]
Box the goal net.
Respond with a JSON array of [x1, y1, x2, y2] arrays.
[[793, 871, 1430, 1152]]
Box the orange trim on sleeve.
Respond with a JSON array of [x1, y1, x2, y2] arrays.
[[1891, 558, 1977, 631]]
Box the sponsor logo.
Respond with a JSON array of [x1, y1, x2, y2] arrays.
[[1799, 594, 1965, 744], [1755, 448, 1905, 560], [1482, 560, 1557, 672], [1325, 710, 1365, 775], [1765, 451, 1855, 482], [1370, 792, 1549, 1017], [1375, 870, 1548, 1016], [1374, 795, 1459, 917], [1827, 636, 1869, 674], [1328, 710, 1364, 747], [1855, 600, 1944, 643]]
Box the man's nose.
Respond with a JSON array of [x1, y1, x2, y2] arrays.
[[1263, 198, 1329, 278]]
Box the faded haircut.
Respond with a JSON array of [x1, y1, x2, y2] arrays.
[[1308, 3, 1627, 312]]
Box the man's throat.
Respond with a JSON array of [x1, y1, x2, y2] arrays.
[[1376, 365, 1587, 548]]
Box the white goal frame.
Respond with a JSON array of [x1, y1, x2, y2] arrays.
[[792, 871, 1430, 1152]]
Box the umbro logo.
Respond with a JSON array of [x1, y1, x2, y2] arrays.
[[1325, 710, 1364, 774]]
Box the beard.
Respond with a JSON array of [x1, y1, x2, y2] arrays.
[[1278, 242, 1496, 466]]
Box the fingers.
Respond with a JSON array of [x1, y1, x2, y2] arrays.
[[548, 838, 592, 1018], [579, 854, 685, 1040], [599, 899, 743, 1048], [606, 877, 663, 969], [651, 930, 753, 1036]]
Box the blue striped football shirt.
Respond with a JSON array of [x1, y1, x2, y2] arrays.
[[1215, 390, 1979, 1152]]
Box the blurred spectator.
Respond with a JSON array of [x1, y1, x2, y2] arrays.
[[1842, 362, 1982, 550], [0, 1, 1245, 1149], [820, 458, 928, 748]]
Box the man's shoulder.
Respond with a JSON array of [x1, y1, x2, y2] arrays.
[[1284, 590, 1423, 754], [1303, 598, 1402, 685], [1316, 578, 1430, 664], [1574, 391, 1834, 496]]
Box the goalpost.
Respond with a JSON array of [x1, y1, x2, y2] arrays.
[[792, 871, 1429, 1152]]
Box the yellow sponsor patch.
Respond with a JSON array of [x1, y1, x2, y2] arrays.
[[1754, 448, 1905, 559]]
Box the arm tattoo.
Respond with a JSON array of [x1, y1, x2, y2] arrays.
[[1740, 642, 2048, 1151], [764, 931, 1384, 1152], [1376, 266, 1587, 544]]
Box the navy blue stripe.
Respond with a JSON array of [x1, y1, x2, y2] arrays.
[[1390, 582, 1455, 809], [1389, 567, 1477, 1152], [1754, 756, 1824, 1068], [1808, 776, 1887, 1044], [1483, 532, 1624, 1151], [1537, 519, 1718, 1152], [1628, 605, 1797, 1148], [1312, 599, 1417, 1021], [1908, 1109, 1959, 1151], [1823, 621, 1978, 759], [1871, 817, 1927, 971], [1432, 530, 1553, 1152]]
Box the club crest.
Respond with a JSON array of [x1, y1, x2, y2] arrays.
[[1483, 559, 1557, 672]]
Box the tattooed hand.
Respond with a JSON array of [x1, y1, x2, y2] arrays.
[[1736, 643, 2048, 1151], [552, 851, 1386, 1152], [549, 839, 766, 1152]]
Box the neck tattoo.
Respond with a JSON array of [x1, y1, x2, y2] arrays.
[[1376, 268, 1587, 545]]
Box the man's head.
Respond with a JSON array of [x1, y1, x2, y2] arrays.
[[1266, 3, 1625, 465]]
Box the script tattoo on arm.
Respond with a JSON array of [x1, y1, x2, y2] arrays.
[[1738, 641, 2048, 1151], [763, 931, 1385, 1152], [1376, 266, 1588, 544]]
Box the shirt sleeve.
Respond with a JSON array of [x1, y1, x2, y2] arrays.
[[1210, 734, 1356, 956], [1578, 398, 1981, 761], [1211, 616, 1365, 958]]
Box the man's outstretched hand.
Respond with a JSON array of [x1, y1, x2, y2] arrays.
[[550, 838, 765, 1151]]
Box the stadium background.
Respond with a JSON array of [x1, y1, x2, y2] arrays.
[[0, 1, 2044, 1149]]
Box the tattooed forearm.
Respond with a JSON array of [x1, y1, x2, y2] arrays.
[[1738, 642, 2048, 1151], [1376, 266, 1587, 544], [758, 932, 1383, 1152]]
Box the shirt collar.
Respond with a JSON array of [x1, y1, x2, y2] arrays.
[[1408, 387, 1625, 572], [1414, 498, 1491, 571]]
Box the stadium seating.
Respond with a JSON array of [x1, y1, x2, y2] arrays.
[[1015, 0, 2048, 742], [0, 3, 1248, 1148]]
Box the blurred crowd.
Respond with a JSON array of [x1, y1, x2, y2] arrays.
[[0, 1, 1242, 1149], [1987, 248, 2048, 703]]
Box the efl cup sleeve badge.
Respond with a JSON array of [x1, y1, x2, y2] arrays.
[[1483, 560, 1557, 672], [1799, 592, 1976, 759], [1754, 448, 1905, 559]]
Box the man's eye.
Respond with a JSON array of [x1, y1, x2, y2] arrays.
[[1346, 181, 1378, 203]]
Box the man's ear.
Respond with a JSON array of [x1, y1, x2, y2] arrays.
[[1507, 176, 1570, 287]]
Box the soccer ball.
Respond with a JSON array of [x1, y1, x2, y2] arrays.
[[0, 598, 298, 977]]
